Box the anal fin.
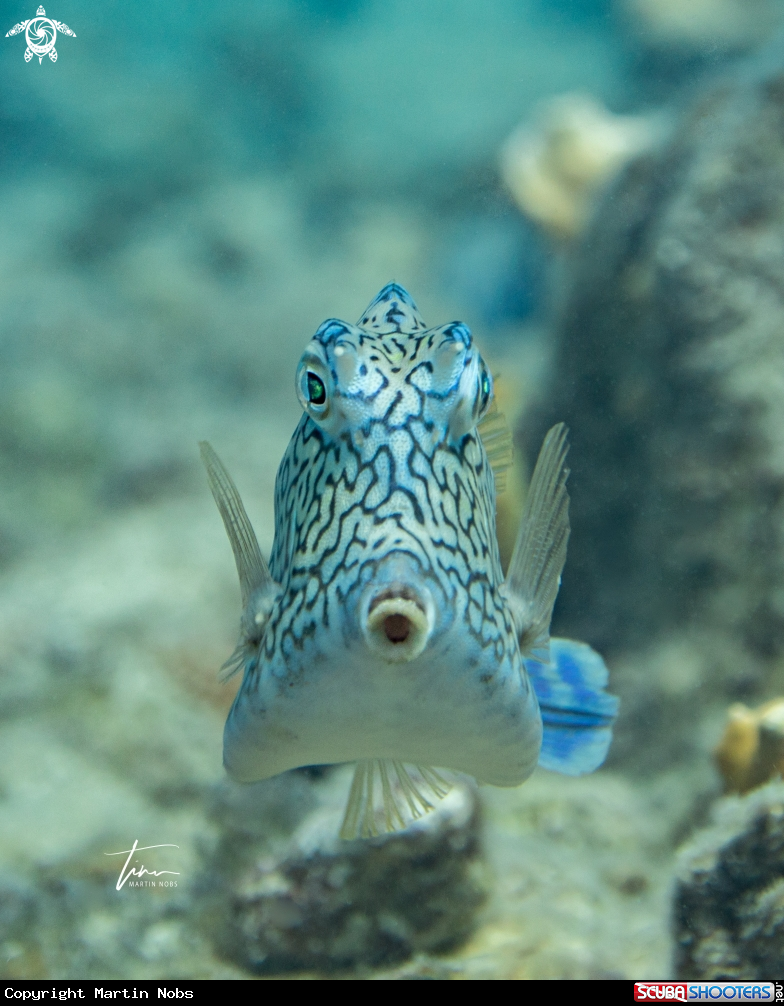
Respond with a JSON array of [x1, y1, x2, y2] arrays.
[[339, 760, 452, 840]]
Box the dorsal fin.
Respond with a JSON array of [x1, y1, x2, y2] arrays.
[[199, 442, 268, 609], [357, 282, 426, 335], [477, 396, 513, 496], [503, 424, 570, 662], [199, 442, 282, 679]]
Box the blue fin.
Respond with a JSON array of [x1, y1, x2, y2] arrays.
[[525, 637, 619, 775]]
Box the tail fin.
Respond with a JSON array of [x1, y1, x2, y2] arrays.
[[525, 637, 619, 775]]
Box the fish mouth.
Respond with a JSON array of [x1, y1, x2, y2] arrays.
[[362, 584, 434, 663]]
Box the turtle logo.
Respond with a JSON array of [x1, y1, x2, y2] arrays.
[[5, 5, 75, 63]]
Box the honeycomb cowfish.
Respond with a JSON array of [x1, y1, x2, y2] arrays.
[[201, 283, 618, 839]]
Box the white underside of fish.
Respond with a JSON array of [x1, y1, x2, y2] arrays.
[[223, 637, 542, 788]]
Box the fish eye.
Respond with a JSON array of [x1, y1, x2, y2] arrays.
[[475, 366, 492, 420], [296, 355, 332, 421], [306, 372, 326, 406]]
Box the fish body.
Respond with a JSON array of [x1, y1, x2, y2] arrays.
[[202, 283, 618, 837]]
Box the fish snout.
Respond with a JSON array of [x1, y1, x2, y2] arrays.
[[361, 582, 435, 663]]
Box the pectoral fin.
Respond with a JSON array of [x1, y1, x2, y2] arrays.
[[503, 423, 570, 662], [199, 441, 281, 678]]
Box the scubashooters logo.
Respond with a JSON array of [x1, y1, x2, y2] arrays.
[[635, 984, 777, 1002]]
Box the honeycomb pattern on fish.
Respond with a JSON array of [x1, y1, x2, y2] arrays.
[[201, 282, 618, 839], [257, 309, 516, 692]]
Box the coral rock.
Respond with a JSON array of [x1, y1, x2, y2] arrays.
[[532, 65, 784, 767], [198, 769, 485, 974], [674, 781, 784, 979]]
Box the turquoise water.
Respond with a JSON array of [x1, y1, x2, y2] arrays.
[[0, 0, 781, 981]]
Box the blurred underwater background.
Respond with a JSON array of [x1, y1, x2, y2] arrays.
[[3, 0, 784, 980]]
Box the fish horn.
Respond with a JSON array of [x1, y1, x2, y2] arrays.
[[502, 423, 570, 662], [199, 442, 282, 677]]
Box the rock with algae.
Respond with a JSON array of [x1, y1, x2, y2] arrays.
[[531, 59, 784, 771], [197, 769, 485, 974], [674, 780, 784, 979]]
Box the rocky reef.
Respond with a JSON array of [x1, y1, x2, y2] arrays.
[[674, 780, 784, 979], [198, 775, 484, 973], [532, 56, 784, 772]]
